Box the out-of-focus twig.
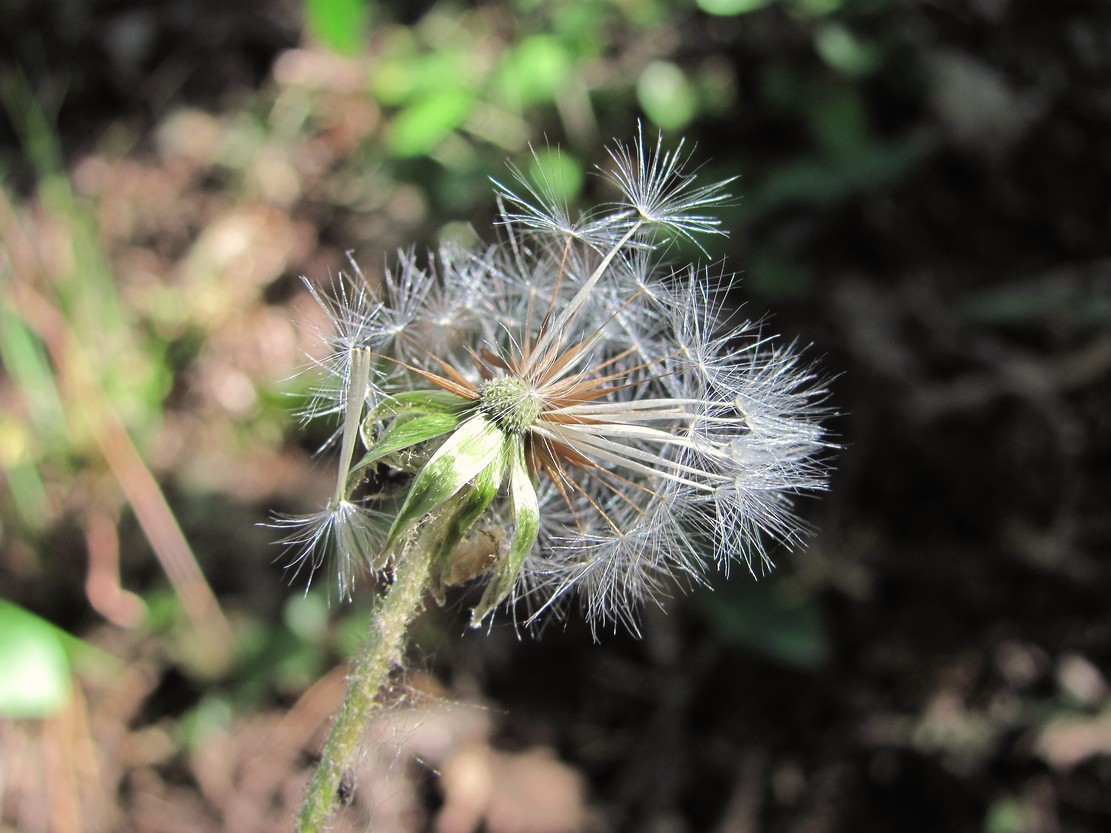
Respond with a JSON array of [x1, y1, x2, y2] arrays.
[[84, 505, 147, 629]]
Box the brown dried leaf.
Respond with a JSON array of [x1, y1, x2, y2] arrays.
[[437, 744, 588, 833]]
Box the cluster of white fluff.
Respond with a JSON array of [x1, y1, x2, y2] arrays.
[[275, 127, 832, 635]]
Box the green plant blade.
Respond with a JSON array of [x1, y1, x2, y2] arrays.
[[354, 410, 463, 474]]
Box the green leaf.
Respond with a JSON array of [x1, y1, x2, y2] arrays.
[[637, 61, 699, 131], [984, 797, 1026, 833], [304, 0, 370, 56], [813, 22, 883, 78], [747, 249, 813, 299], [745, 137, 926, 217], [696, 0, 774, 15], [386, 415, 504, 548], [370, 46, 475, 107], [789, 0, 842, 16], [0, 412, 49, 531], [179, 694, 234, 751], [805, 87, 869, 160], [282, 592, 330, 643], [527, 149, 584, 206], [496, 35, 572, 106], [472, 436, 538, 624], [0, 306, 64, 437], [390, 389, 471, 411], [388, 89, 475, 158], [355, 410, 463, 474], [0, 601, 72, 717]]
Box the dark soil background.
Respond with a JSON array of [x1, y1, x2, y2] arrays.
[[2, 1, 1110, 832]]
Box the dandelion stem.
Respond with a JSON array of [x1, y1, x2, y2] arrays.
[[295, 536, 433, 833]]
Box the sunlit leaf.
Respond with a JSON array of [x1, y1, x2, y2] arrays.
[[385, 415, 503, 546], [431, 441, 508, 597], [472, 436, 538, 624], [355, 410, 464, 473]]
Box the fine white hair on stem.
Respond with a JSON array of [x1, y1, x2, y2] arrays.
[[274, 129, 834, 633]]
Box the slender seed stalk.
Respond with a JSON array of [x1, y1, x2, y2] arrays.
[[523, 221, 641, 373], [296, 537, 433, 833], [333, 347, 372, 503]]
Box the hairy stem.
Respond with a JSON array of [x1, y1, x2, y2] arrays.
[[296, 538, 433, 833]]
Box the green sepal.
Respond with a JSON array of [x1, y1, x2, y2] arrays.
[[353, 410, 462, 476], [359, 389, 467, 450], [385, 414, 505, 551], [389, 389, 471, 411], [429, 440, 509, 602], [471, 435, 539, 625]]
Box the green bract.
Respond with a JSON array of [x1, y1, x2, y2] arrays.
[[383, 414, 504, 548], [474, 436, 539, 623], [354, 395, 541, 614]]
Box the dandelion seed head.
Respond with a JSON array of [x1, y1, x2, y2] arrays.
[[275, 129, 834, 632], [602, 123, 736, 248]]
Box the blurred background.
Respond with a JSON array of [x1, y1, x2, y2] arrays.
[[1, 0, 1109, 831]]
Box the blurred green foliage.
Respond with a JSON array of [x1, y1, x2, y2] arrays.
[[697, 0, 774, 15], [637, 61, 698, 131], [291, 0, 926, 277], [0, 599, 125, 718], [3, 0, 929, 646], [305, 0, 372, 55], [0, 601, 72, 717], [984, 797, 1027, 833]]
